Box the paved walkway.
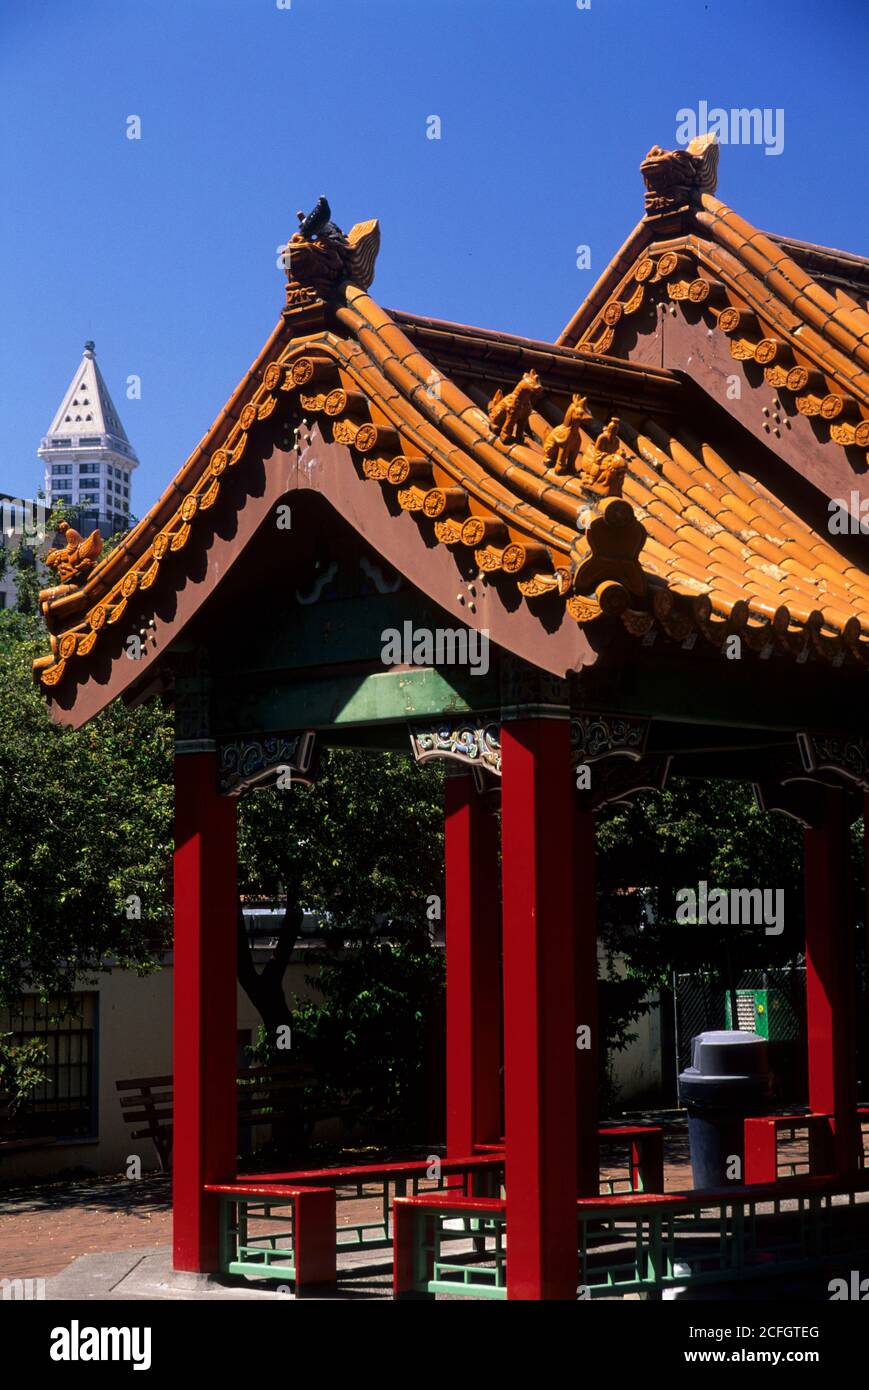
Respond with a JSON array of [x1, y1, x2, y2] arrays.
[[0, 1126, 815, 1289], [42, 1245, 399, 1301], [0, 1176, 172, 1282], [0, 1174, 404, 1284], [33, 1238, 858, 1304]]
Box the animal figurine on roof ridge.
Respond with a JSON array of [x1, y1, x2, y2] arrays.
[[488, 370, 542, 446], [640, 133, 719, 214], [544, 394, 591, 474], [45, 520, 103, 587], [579, 417, 628, 497]]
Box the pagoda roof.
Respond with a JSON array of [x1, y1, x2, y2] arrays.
[[558, 176, 869, 488], [33, 147, 869, 724]]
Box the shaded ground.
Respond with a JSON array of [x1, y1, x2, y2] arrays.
[[0, 1174, 172, 1281], [0, 1123, 817, 1284]]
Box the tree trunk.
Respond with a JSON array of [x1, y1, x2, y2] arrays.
[[236, 899, 301, 1046]]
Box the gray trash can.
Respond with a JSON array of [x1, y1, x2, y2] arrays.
[[678, 1030, 772, 1188]]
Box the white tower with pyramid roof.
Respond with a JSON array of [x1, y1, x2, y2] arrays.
[[38, 342, 139, 537]]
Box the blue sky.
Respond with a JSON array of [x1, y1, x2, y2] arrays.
[[1, 0, 866, 512]]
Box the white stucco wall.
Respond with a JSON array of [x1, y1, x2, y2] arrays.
[[0, 955, 317, 1184], [608, 994, 663, 1106]]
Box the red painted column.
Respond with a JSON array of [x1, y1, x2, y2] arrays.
[[444, 773, 501, 1156], [573, 808, 599, 1197], [173, 752, 238, 1271], [804, 787, 858, 1175], [501, 718, 578, 1300]]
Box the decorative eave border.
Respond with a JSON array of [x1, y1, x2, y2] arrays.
[[33, 289, 869, 690], [32, 312, 655, 688], [575, 236, 869, 468]]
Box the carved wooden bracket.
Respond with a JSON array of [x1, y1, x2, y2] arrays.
[[753, 779, 832, 830], [409, 709, 652, 808], [409, 721, 502, 777], [218, 731, 318, 797], [577, 753, 672, 814], [570, 711, 649, 765], [797, 731, 869, 792]]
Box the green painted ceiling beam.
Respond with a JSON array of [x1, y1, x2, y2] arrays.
[[212, 664, 500, 738]]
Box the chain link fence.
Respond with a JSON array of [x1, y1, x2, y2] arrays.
[[674, 955, 869, 1106]]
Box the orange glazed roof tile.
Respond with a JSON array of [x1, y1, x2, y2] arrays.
[[558, 141, 869, 473], [34, 160, 869, 708]]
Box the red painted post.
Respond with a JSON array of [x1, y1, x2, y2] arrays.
[[633, 1130, 665, 1194], [393, 1202, 434, 1298], [804, 788, 858, 1175], [808, 1115, 835, 1176], [444, 773, 501, 1156], [293, 1188, 337, 1292], [501, 717, 578, 1300], [173, 752, 238, 1271], [744, 1117, 779, 1184], [393, 1201, 415, 1297], [574, 808, 599, 1196]]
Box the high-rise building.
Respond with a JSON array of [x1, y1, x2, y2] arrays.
[[38, 341, 138, 537]]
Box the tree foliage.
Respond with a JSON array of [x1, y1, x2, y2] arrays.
[[0, 1033, 50, 1113], [596, 778, 808, 992], [237, 747, 444, 928], [0, 610, 173, 1006], [0, 600, 446, 1134], [237, 751, 445, 1138]]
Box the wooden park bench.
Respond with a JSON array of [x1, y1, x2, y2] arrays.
[[211, 1153, 504, 1289], [223, 1130, 661, 1284], [598, 1124, 665, 1193], [116, 1064, 318, 1172], [575, 1168, 869, 1299], [393, 1192, 508, 1298]]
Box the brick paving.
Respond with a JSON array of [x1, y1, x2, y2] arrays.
[[0, 1127, 814, 1283], [0, 1176, 172, 1281]]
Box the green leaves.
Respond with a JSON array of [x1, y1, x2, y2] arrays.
[[237, 750, 446, 1137], [595, 776, 813, 1004], [291, 937, 444, 1138], [0, 615, 173, 1005], [237, 748, 444, 932], [0, 1031, 50, 1113]]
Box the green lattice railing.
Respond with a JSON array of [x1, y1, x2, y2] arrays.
[[398, 1180, 869, 1300], [220, 1194, 297, 1282], [578, 1188, 869, 1298], [217, 1163, 505, 1282], [416, 1207, 507, 1300]]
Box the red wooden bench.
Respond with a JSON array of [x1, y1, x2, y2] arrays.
[[598, 1124, 664, 1193], [247, 1153, 504, 1252], [744, 1107, 869, 1183], [204, 1182, 336, 1293], [394, 1169, 869, 1299], [474, 1124, 665, 1193], [394, 1193, 507, 1298]]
